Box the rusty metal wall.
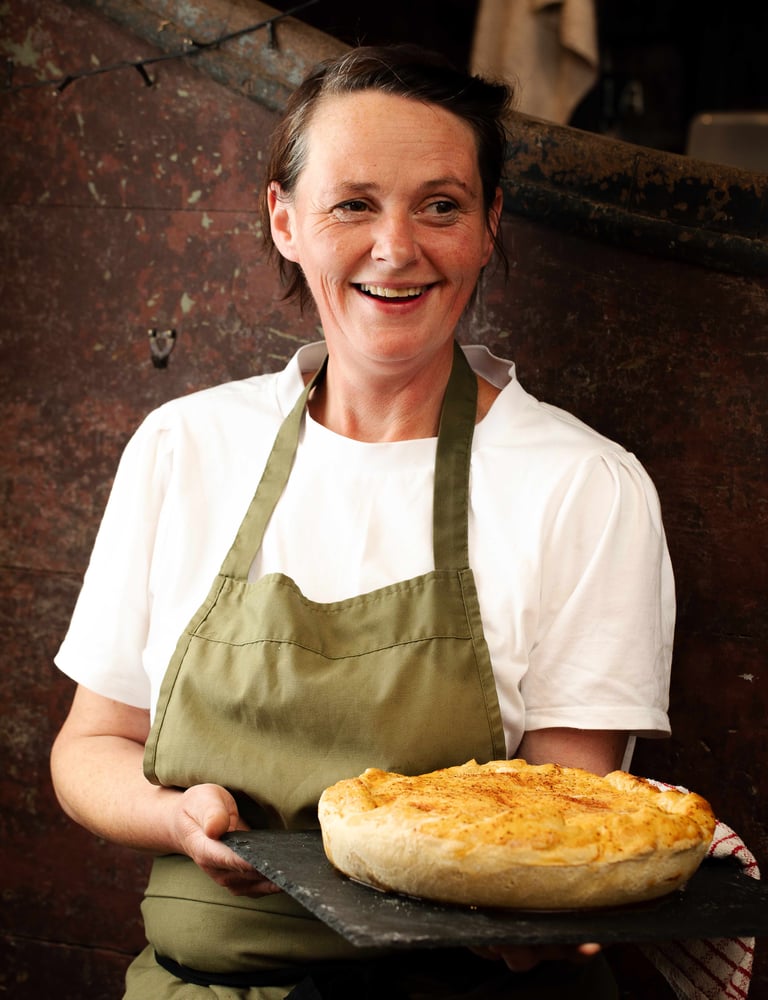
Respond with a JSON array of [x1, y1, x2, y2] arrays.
[[1, 2, 766, 997]]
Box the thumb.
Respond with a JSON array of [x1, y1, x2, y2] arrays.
[[202, 806, 230, 840], [199, 791, 240, 840]]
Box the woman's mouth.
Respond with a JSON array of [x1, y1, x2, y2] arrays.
[[356, 283, 431, 301]]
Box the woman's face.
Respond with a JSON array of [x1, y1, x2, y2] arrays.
[[269, 90, 502, 374]]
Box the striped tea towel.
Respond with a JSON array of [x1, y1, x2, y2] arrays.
[[642, 782, 760, 1000]]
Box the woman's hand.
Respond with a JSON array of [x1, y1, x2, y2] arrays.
[[471, 941, 602, 972], [51, 686, 280, 898], [171, 783, 281, 897]]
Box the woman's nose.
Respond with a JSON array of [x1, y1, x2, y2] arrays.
[[371, 213, 420, 268]]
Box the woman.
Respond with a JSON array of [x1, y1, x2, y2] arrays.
[[50, 45, 674, 998]]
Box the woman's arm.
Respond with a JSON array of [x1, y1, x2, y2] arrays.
[[50, 684, 279, 897], [515, 727, 628, 776]]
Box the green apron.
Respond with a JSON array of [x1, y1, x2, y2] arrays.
[[129, 343, 618, 997]]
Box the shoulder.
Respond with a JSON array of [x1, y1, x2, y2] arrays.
[[464, 345, 662, 517], [134, 342, 323, 446], [465, 343, 628, 458]]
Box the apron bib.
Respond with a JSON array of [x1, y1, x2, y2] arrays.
[[138, 343, 506, 981]]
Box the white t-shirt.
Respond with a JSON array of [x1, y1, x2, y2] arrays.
[[55, 343, 674, 756]]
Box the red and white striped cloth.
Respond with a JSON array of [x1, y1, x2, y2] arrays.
[[641, 784, 761, 1000]]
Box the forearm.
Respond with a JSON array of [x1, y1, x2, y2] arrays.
[[50, 726, 182, 854], [50, 684, 275, 897], [514, 728, 628, 776]]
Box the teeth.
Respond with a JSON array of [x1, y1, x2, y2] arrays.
[[359, 284, 425, 299]]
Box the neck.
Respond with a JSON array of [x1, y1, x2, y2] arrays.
[[308, 355, 451, 442], [306, 348, 500, 442]]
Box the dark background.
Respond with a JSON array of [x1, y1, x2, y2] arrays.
[[273, 0, 768, 153]]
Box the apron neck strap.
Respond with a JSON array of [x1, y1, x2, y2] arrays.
[[219, 356, 328, 580], [220, 343, 477, 580], [433, 341, 477, 570]]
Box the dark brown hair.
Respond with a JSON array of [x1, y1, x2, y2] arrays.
[[260, 44, 514, 309]]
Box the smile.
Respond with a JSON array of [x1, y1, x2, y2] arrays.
[[357, 283, 431, 300]]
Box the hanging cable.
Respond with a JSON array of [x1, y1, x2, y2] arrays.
[[3, 0, 319, 95]]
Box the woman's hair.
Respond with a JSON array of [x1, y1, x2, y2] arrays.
[[260, 44, 515, 308]]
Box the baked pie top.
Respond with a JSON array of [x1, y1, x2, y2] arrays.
[[318, 759, 716, 909]]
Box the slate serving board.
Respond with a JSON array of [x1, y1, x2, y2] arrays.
[[223, 829, 768, 949]]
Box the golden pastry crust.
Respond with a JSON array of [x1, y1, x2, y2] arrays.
[[318, 759, 716, 910]]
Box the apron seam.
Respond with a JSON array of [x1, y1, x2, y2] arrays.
[[457, 568, 507, 759], [217, 572, 463, 612], [182, 635, 474, 655], [144, 576, 228, 782]]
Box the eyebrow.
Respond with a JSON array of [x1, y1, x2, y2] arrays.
[[327, 177, 476, 197]]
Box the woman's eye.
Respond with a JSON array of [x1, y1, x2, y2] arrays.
[[334, 200, 369, 215], [425, 200, 459, 218]]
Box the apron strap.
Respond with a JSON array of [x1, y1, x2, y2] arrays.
[[220, 343, 477, 580], [220, 357, 328, 580], [433, 342, 478, 571]]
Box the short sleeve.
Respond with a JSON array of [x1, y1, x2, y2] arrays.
[[521, 451, 674, 737], [54, 415, 173, 708]]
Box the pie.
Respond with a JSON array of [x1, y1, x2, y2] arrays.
[[318, 759, 716, 910]]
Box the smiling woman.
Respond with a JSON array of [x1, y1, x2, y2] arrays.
[[51, 43, 674, 1000], [266, 90, 502, 433]]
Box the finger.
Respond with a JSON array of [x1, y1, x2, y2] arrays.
[[227, 878, 283, 897], [501, 947, 539, 973], [577, 942, 602, 958], [200, 800, 240, 840], [206, 866, 282, 896]]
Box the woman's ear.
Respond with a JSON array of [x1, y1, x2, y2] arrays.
[[267, 182, 300, 262]]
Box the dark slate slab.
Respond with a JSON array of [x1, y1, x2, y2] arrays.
[[224, 830, 768, 950]]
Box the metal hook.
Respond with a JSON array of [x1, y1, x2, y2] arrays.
[[148, 328, 177, 368]]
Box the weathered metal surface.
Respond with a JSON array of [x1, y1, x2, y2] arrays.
[[1, 2, 766, 998], [68, 0, 346, 110], [502, 116, 768, 276]]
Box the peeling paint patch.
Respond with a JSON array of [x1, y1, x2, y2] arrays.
[[87, 181, 105, 205], [201, 212, 213, 230], [2, 28, 45, 69], [187, 190, 202, 204], [268, 328, 307, 344], [738, 673, 755, 682], [180, 292, 195, 314]]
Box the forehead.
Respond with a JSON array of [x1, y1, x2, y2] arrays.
[[301, 90, 481, 180]]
